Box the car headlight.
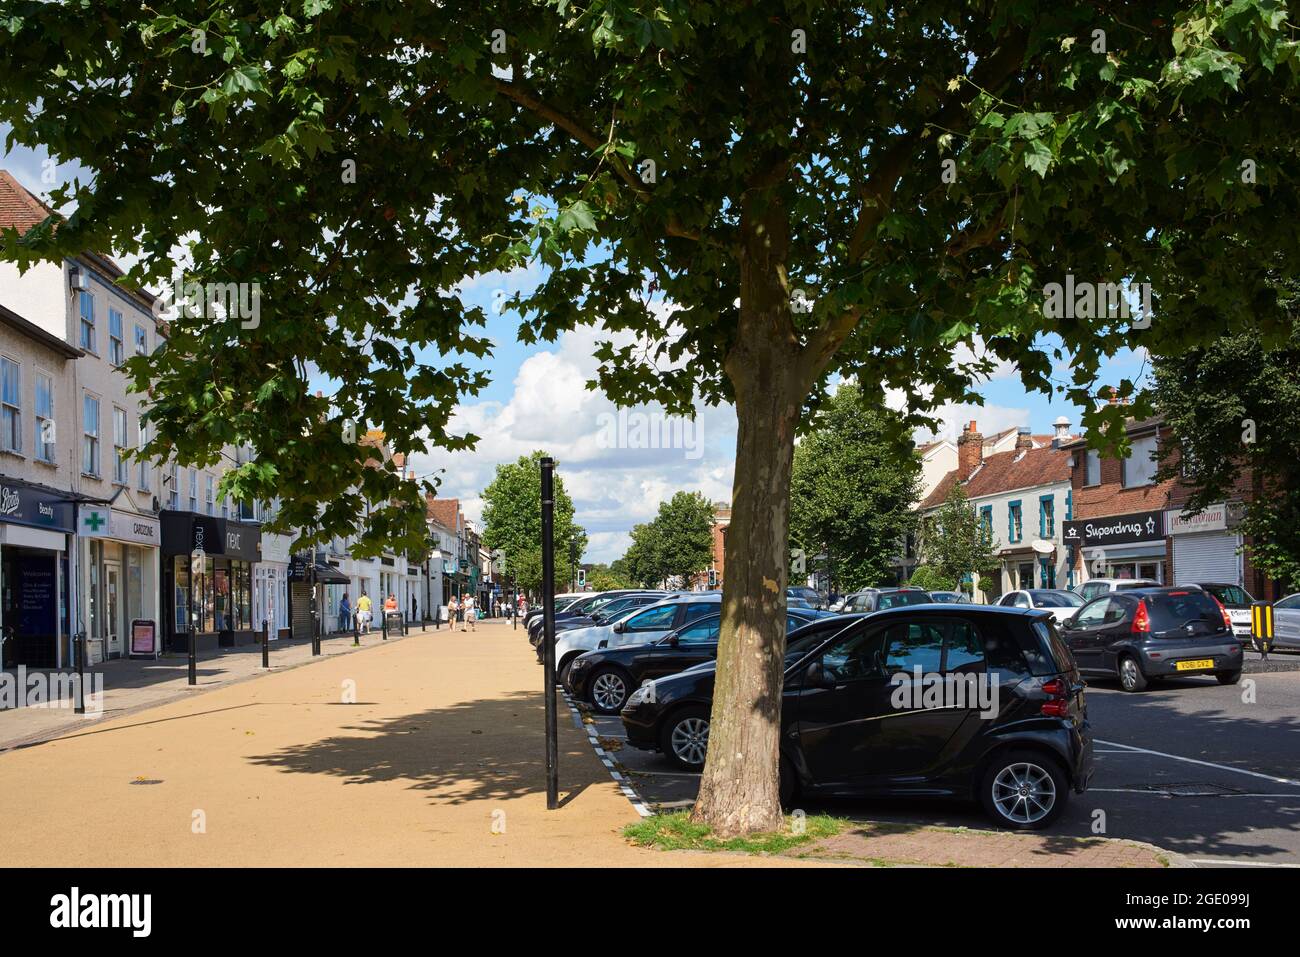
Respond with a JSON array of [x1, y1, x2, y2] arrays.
[[569, 657, 590, 672], [625, 685, 651, 707]]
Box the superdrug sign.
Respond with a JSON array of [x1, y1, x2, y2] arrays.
[[1063, 510, 1165, 548]]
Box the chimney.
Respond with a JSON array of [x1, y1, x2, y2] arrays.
[[1053, 416, 1071, 442], [1015, 426, 1033, 451], [957, 420, 983, 478]]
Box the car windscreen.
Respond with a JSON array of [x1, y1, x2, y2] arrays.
[[1202, 584, 1251, 608], [876, 590, 931, 609], [1029, 590, 1083, 608], [1145, 591, 1227, 633]]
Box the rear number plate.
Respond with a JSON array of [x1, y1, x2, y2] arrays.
[[1176, 658, 1215, 672]]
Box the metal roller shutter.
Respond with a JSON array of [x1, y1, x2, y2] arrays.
[[290, 582, 313, 639], [1172, 531, 1241, 585]]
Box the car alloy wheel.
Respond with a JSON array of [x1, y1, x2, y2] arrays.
[[669, 716, 709, 768], [589, 669, 629, 714], [1118, 656, 1147, 692], [990, 762, 1057, 826]]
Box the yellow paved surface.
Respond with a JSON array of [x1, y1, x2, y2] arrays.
[[0, 620, 730, 867]]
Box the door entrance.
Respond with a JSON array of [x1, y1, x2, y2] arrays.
[[1, 549, 60, 668], [104, 562, 123, 658]]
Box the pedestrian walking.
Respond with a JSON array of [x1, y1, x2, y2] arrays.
[[356, 590, 373, 634], [447, 596, 459, 630], [338, 592, 351, 633], [465, 596, 478, 632]]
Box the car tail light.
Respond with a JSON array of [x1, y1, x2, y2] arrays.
[[1131, 599, 1151, 634], [1040, 677, 1071, 717], [1213, 596, 1232, 630]]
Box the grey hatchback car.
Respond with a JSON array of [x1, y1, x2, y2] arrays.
[[1058, 586, 1242, 691]]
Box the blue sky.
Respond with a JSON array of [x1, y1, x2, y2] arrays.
[[2, 139, 1149, 563]]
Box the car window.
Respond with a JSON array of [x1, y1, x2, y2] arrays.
[[1074, 598, 1110, 627], [1275, 594, 1300, 610], [847, 593, 872, 611], [943, 621, 986, 674], [997, 594, 1017, 607], [1014, 593, 1031, 609], [1029, 590, 1083, 608], [680, 602, 719, 625], [1203, 584, 1251, 607], [882, 621, 945, 675], [1146, 591, 1227, 631], [1102, 598, 1129, 624], [878, 591, 931, 610], [816, 623, 885, 682], [673, 618, 720, 646], [624, 605, 679, 631], [1079, 583, 1103, 601]]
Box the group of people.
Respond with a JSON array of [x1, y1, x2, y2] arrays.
[[445, 595, 480, 631], [336, 590, 399, 635]]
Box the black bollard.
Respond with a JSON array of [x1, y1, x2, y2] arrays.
[[262, 618, 269, 669], [382, 612, 388, 641], [74, 631, 86, 715]]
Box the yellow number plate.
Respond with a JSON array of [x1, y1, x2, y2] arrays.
[[1176, 659, 1215, 671]]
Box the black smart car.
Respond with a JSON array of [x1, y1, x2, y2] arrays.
[[1058, 586, 1243, 692], [565, 608, 831, 713], [621, 605, 1093, 829]]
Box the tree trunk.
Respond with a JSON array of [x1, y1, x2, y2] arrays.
[[691, 196, 804, 837]]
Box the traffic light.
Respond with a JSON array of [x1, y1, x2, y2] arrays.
[[708, 569, 718, 588], [577, 568, 586, 588]]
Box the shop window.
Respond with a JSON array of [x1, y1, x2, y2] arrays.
[[1, 356, 21, 453], [174, 557, 191, 632]]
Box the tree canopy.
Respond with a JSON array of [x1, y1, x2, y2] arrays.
[[919, 484, 1001, 591], [480, 451, 586, 593], [789, 381, 921, 592], [620, 490, 715, 587]]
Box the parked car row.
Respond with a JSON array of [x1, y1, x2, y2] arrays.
[[539, 578, 1295, 831]]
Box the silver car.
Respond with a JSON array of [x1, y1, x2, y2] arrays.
[[1266, 593, 1300, 650]]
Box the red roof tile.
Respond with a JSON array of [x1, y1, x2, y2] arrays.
[[0, 170, 54, 235], [921, 445, 1072, 510], [426, 496, 460, 531]]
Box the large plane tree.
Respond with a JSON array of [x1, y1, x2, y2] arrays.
[[2, 1, 1298, 834]]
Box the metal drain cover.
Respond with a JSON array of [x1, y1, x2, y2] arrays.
[[1141, 782, 1243, 797]]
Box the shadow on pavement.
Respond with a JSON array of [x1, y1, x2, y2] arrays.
[[247, 689, 598, 807]]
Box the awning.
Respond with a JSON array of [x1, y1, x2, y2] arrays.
[[1091, 541, 1166, 560], [288, 559, 350, 584]]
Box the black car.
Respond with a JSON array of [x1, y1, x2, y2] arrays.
[[621, 605, 1093, 829], [1058, 586, 1243, 692], [566, 608, 828, 713]]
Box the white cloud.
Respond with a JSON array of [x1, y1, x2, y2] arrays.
[[406, 324, 737, 563]]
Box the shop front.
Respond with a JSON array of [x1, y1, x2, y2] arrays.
[[160, 512, 262, 653], [256, 532, 293, 639], [1064, 510, 1167, 584], [0, 478, 75, 669], [1167, 502, 1243, 585], [77, 505, 161, 661], [288, 553, 351, 639]]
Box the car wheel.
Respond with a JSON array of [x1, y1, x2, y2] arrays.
[[557, 656, 577, 686], [588, 667, 631, 714], [660, 706, 710, 771], [980, 751, 1068, 830], [1216, 670, 1242, 686], [1117, 655, 1148, 692]]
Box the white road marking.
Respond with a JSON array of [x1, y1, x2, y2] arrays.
[[1186, 859, 1300, 868], [1096, 739, 1300, 788], [1090, 788, 1300, 798]]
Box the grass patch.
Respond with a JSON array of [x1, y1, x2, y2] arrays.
[[624, 811, 845, 855]]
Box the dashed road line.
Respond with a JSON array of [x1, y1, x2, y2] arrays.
[[560, 689, 653, 817]]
